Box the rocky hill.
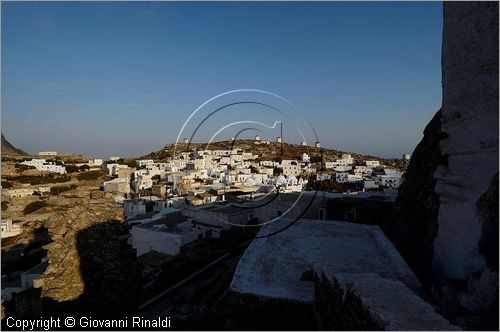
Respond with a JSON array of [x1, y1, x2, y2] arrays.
[[1, 132, 27, 156], [140, 140, 409, 170]]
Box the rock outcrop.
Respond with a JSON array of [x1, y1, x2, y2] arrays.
[[382, 109, 443, 286], [383, 1, 498, 324], [431, 1, 498, 315]]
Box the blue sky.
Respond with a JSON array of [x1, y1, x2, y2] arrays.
[[2, 1, 443, 159]]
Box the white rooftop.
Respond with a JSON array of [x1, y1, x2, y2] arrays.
[[230, 218, 421, 302]]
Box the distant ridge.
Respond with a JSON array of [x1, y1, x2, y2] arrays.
[[1, 132, 28, 156], [139, 139, 409, 170]]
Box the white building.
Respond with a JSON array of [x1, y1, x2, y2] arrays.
[[103, 178, 131, 194], [21, 159, 66, 174], [336, 172, 349, 183], [38, 187, 51, 194], [363, 179, 379, 190], [280, 163, 302, 176], [131, 211, 200, 256], [1, 220, 22, 238], [301, 153, 310, 163], [316, 173, 333, 181], [88, 159, 103, 167], [39, 164, 67, 174], [7, 188, 35, 198], [333, 165, 353, 172], [365, 160, 380, 168], [183, 205, 254, 228], [324, 162, 335, 169], [340, 154, 354, 164], [354, 165, 372, 175], [347, 174, 363, 183], [260, 160, 278, 167], [133, 173, 153, 190], [137, 159, 154, 167], [123, 199, 147, 220], [1, 259, 47, 300], [378, 175, 402, 189], [38, 151, 57, 156]]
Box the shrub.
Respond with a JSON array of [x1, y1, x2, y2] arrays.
[[65, 165, 80, 173], [273, 167, 283, 176], [77, 170, 103, 181], [15, 164, 36, 171], [24, 201, 48, 214], [10, 175, 71, 185], [124, 160, 138, 168], [310, 156, 322, 163], [1, 201, 9, 211], [51, 186, 72, 195], [1, 181, 13, 189], [79, 165, 90, 171]]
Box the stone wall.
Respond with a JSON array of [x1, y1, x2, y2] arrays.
[[33, 188, 142, 317], [313, 271, 459, 331]]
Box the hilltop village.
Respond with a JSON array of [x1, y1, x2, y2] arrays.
[[0, 134, 412, 322], [2, 136, 408, 257]]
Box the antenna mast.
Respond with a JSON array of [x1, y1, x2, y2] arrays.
[[280, 121, 283, 157]]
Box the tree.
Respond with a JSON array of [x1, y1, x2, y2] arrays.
[[273, 167, 283, 176]]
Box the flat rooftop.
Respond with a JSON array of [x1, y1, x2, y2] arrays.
[[135, 211, 192, 234], [230, 218, 421, 303]]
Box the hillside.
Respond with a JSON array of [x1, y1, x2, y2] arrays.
[[140, 139, 409, 170], [1, 132, 28, 156]]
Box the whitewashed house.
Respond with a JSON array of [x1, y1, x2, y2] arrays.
[[137, 159, 154, 168], [365, 160, 380, 168], [336, 172, 349, 183], [103, 178, 130, 194], [1, 220, 22, 238], [7, 188, 35, 198], [131, 212, 200, 256]]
